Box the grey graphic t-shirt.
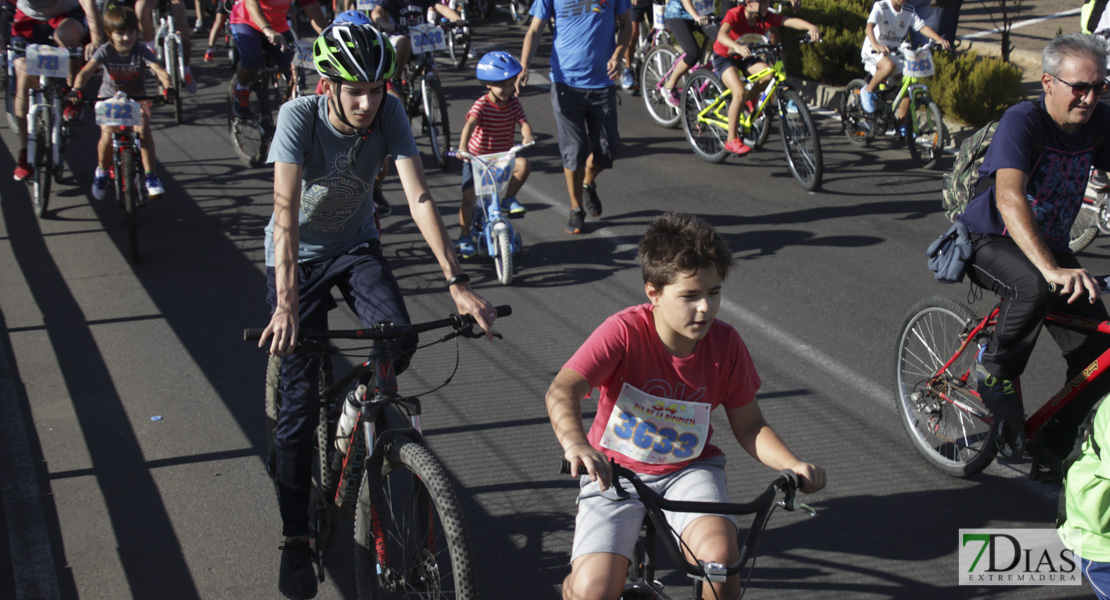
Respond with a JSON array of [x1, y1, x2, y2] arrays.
[[264, 93, 418, 266]]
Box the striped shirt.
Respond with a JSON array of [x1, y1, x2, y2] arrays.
[[465, 95, 528, 155]]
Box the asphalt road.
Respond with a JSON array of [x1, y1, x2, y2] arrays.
[[3, 9, 1110, 600]]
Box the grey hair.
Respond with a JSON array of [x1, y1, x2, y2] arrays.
[[1043, 33, 1108, 76]]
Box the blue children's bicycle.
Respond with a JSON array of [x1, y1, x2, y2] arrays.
[[448, 142, 532, 286]]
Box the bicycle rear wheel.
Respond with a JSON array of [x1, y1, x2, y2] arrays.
[[907, 97, 945, 170], [31, 109, 51, 218], [778, 89, 822, 191], [228, 78, 266, 168], [640, 45, 680, 129], [422, 74, 451, 169], [840, 79, 874, 147], [354, 440, 478, 599], [447, 12, 471, 69], [1071, 193, 1106, 253], [681, 71, 727, 163], [894, 297, 997, 477]]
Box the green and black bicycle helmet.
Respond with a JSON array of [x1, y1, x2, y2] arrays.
[[313, 23, 397, 84]]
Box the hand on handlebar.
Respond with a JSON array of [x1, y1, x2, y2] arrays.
[[730, 44, 752, 59], [787, 462, 826, 494], [695, 15, 710, 26], [807, 28, 821, 43], [66, 89, 83, 105], [1045, 267, 1102, 305], [564, 443, 612, 490], [162, 87, 177, 101], [259, 307, 299, 356]]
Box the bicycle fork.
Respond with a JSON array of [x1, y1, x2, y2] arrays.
[[26, 94, 61, 170]]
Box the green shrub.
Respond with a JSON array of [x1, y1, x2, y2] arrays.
[[929, 51, 1024, 126]]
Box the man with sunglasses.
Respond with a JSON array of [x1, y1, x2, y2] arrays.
[[957, 33, 1110, 469]]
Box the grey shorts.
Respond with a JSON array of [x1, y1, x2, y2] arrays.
[[550, 82, 621, 171], [569, 455, 735, 563]]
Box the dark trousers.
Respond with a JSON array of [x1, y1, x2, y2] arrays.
[[968, 236, 1110, 453], [266, 240, 415, 537]]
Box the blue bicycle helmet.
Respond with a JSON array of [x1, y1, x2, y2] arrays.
[[334, 9, 373, 26], [476, 51, 523, 82]]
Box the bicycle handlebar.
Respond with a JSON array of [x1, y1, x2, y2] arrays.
[[447, 141, 535, 161], [1047, 275, 1110, 295], [243, 304, 512, 342]]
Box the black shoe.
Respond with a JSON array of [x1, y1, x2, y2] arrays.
[[373, 186, 391, 217], [975, 360, 1025, 457], [278, 538, 318, 600], [565, 207, 586, 234], [583, 182, 602, 218]]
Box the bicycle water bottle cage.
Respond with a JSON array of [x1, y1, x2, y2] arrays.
[[697, 561, 728, 583]]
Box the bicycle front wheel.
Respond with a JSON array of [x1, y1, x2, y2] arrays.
[[120, 147, 140, 263], [422, 75, 451, 169], [640, 45, 680, 129], [228, 78, 266, 167], [681, 71, 727, 163], [167, 39, 184, 124], [894, 297, 997, 477], [354, 440, 478, 599], [778, 89, 823, 191], [31, 109, 51, 218], [494, 227, 514, 285], [1071, 193, 1106, 253], [447, 14, 471, 69], [908, 98, 945, 170], [840, 79, 873, 147]]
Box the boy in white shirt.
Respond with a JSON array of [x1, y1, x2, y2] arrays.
[[859, 0, 949, 115]]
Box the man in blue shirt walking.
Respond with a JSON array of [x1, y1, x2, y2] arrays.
[[518, 0, 632, 234]]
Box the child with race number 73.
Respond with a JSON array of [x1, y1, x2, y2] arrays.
[[454, 51, 534, 259], [68, 5, 175, 201], [545, 212, 827, 600]]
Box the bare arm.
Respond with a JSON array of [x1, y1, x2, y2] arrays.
[[148, 61, 174, 90], [608, 10, 632, 80], [994, 167, 1101, 303], [77, 0, 102, 58], [392, 155, 497, 334], [517, 17, 546, 94], [302, 2, 328, 34], [717, 21, 750, 58], [865, 22, 887, 54], [371, 6, 396, 33], [71, 58, 100, 92], [259, 161, 303, 356], [726, 401, 826, 494], [458, 114, 477, 151], [546, 368, 612, 489], [520, 120, 534, 145], [919, 25, 950, 50], [246, 0, 284, 48], [781, 17, 821, 42]]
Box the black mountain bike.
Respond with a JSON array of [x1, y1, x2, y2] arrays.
[[246, 306, 511, 599], [562, 460, 815, 600]]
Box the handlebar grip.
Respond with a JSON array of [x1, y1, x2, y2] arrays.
[[495, 305, 512, 318], [244, 328, 266, 341], [779, 469, 799, 490]]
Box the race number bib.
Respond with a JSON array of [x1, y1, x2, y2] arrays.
[[355, 0, 382, 9], [409, 23, 447, 54], [599, 383, 710, 465], [292, 40, 314, 69], [902, 46, 935, 77], [652, 4, 664, 30], [26, 44, 69, 78], [474, 150, 514, 197], [95, 96, 143, 127], [690, 0, 713, 17]]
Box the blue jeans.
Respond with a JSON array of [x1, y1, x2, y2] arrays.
[[266, 239, 416, 537]]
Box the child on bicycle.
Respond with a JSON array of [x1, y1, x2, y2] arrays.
[[858, 0, 949, 121], [712, 0, 819, 156], [454, 50, 534, 259], [546, 212, 826, 600], [68, 5, 175, 201]]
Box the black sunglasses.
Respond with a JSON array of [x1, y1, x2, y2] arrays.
[[1051, 74, 1110, 97]]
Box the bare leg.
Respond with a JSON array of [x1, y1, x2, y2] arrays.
[[562, 553, 628, 600]]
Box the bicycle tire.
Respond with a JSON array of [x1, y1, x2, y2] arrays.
[[681, 70, 727, 163], [840, 79, 874, 147], [447, 11, 470, 69], [353, 439, 478, 599], [53, 120, 67, 184], [894, 297, 998, 477], [167, 39, 184, 124], [422, 74, 451, 169], [228, 77, 266, 168], [121, 146, 140, 263], [1070, 193, 1105, 253], [640, 45, 680, 129], [314, 358, 339, 558], [494, 227, 513, 285], [31, 108, 51, 218], [778, 89, 822, 191], [907, 97, 945, 170], [265, 354, 281, 487]]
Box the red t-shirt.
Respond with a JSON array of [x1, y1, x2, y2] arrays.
[[230, 0, 315, 33], [712, 7, 783, 58], [465, 95, 528, 155], [564, 304, 760, 476]]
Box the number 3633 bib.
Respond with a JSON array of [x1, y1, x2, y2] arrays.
[[599, 383, 710, 465]]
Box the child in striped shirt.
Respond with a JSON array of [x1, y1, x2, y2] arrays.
[[455, 51, 534, 259]]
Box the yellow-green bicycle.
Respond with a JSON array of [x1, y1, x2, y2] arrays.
[[680, 35, 823, 191]]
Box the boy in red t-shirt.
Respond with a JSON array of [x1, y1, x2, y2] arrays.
[[454, 51, 534, 258], [712, 0, 819, 155], [546, 212, 827, 600]]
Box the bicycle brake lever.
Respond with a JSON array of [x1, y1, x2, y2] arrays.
[[779, 498, 817, 516], [455, 323, 502, 340]]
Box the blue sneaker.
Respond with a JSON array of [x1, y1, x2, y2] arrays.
[[503, 196, 526, 217], [145, 173, 165, 198], [620, 67, 636, 90], [455, 235, 477, 259], [898, 124, 909, 141], [91, 167, 110, 200], [860, 89, 877, 113]]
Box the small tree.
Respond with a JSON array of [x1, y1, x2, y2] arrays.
[[980, 0, 1025, 63]]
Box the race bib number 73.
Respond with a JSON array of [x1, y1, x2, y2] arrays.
[[599, 383, 710, 465]]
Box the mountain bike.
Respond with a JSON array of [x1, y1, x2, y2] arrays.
[[893, 279, 1110, 480], [227, 50, 297, 168], [438, 5, 472, 69], [839, 41, 947, 170], [640, 16, 716, 130], [401, 23, 452, 169], [624, 0, 670, 96], [91, 92, 171, 263], [448, 142, 532, 285], [681, 35, 821, 190], [23, 43, 81, 219], [245, 306, 512, 599], [560, 460, 815, 600], [152, 0, 186, 123]]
